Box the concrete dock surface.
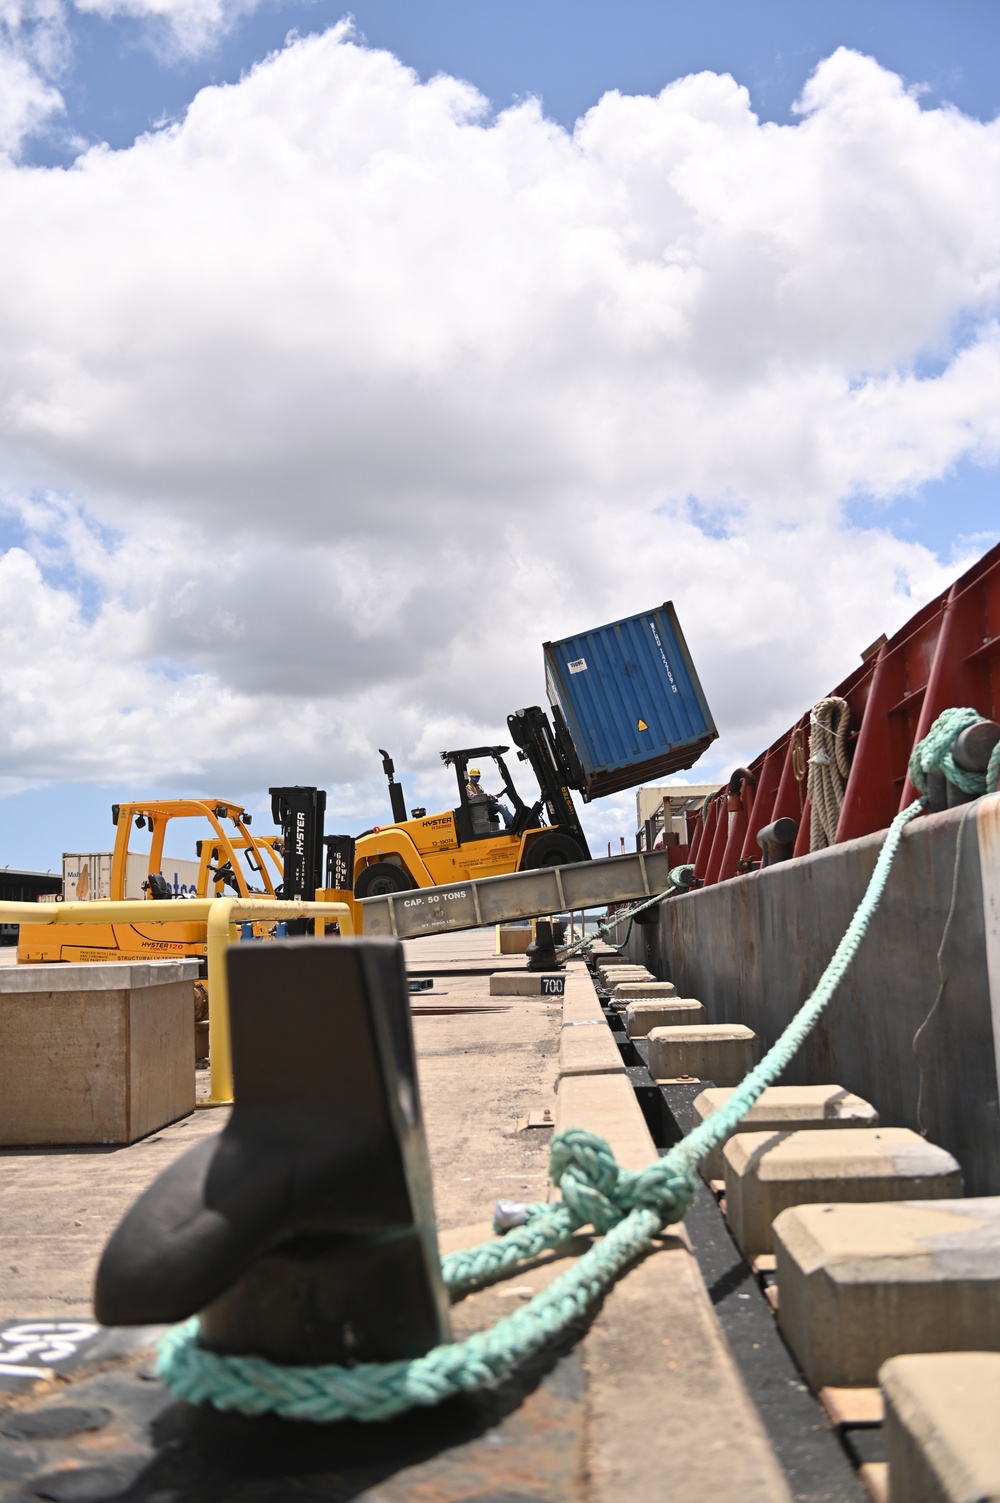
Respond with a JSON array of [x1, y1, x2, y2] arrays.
[[0, 930, 792, 1502]]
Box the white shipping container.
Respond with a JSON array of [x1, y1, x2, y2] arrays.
[[62, 852, 203, 900], [124, 853, 202, 898], [62, 852, 113, 901]]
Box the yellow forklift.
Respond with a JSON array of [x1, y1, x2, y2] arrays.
[[17, 797, 286, 965], [352, 707, 592, 898]]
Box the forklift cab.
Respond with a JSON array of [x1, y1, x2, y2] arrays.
[[441, 746, 541, 843], [108, 799, 278, 901]]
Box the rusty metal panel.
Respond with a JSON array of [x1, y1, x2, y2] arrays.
[[689, 538, 1000, 886]]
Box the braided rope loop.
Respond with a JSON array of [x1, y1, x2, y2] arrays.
[[155, 708, 996, 1424], [907, 705, 1000, 799]]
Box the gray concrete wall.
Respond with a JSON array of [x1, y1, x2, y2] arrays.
[[627, 803, 1000, 1194]]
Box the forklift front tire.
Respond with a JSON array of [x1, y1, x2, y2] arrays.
[[523, 833, 586, 869], [354, 862, 416, 899]]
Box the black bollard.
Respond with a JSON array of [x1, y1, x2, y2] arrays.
[[925, 767, 949, 813], [952, 719, 1000, 777], [945, 719, 1000, 806], [756, 817, 798, 867], [525, 919, 561, 971], [94, 939, 450, 1366]]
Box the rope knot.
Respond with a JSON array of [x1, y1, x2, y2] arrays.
[[549, 1127, 625, 1233], [548, 1128, 696, 1234], [616, 1161, 697, 1225]]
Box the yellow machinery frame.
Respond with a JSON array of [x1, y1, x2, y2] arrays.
[[18, 799, 306, 965], [110, 797, 278, 901], [0, 896, 353, 1106]]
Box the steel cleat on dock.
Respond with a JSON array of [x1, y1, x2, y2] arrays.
[[94, 938, 450, 1367]]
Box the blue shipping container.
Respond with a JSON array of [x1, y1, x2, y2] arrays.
[[544, 602, 717, 801]]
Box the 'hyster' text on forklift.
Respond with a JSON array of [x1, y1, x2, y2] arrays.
[[352, 706, 593, 898]]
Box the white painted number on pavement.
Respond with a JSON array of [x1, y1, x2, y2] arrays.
[[0, 1321, 99, 1378]]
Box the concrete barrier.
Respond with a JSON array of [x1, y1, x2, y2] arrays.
[[553, 1068, 793, 1501], [625, 999, 706, 1038], [598, 966, 654, 988], [559, 1020, 626, 1079], [0, 960, 199, 1145], [627, 799, 1000, 1195], [694, 1084, 878, 1182], [562, 984, 607, 1026], [612, 981, 678, 1000], [556, 1071, 656, 1171], [648, 1023, 759, 1085], [773, 1198, 1000, 1388], [725, 1128, 963, 1259], [562, 975, 607, 1026], [881, 1351, 1000, 1503], [489, 973, 566, 997]]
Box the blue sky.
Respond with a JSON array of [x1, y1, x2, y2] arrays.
[[2, 1, 1000, 870], [40, 1, 1000, 157]]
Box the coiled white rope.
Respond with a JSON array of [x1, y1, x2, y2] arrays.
[[808, 696, 851, 850]]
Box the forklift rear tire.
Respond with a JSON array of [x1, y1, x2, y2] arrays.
[[354, 862, 416, 899], [523, 833, 586, 869]]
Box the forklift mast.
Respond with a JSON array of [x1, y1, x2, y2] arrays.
[[270, 785, 357, 900], [269, 786, 326, 900], [506, 706, 591, 859]]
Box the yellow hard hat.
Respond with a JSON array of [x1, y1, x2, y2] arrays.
[[469, 767, 481, 777]]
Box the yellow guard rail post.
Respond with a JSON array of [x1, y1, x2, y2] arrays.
[[0, 897, 353, 1105]]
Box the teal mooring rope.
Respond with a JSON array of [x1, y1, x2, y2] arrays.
[[906, 704, 1000, 800], [156, 708, 1000, 1423]]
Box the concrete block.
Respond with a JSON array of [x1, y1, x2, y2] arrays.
[[625, 999, 706, 1038], [562, 976, 607, 1026], [773, 1198, 1000, 1389], [881, 1351, 1000, 1503], [556, 1070, 655, 1170], [598, 967, 654, 988], [726, 1129, 963, 1260], [0, 960, 198, 1145], [609, 978, 679, 1011], [559, 1019, 625, 1079], [612, 981, 678, 1000], [648, 1023, 759, 1086], [694, 1084, 878, 1182], [497, 927, 532, 954], [489, 972, 566, 997]]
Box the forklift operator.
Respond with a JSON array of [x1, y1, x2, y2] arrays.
[[466, 768, 514, 831]]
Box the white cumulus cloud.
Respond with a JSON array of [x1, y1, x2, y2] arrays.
[[73, 0, 263, 56], [0, 31, 997, 846]]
